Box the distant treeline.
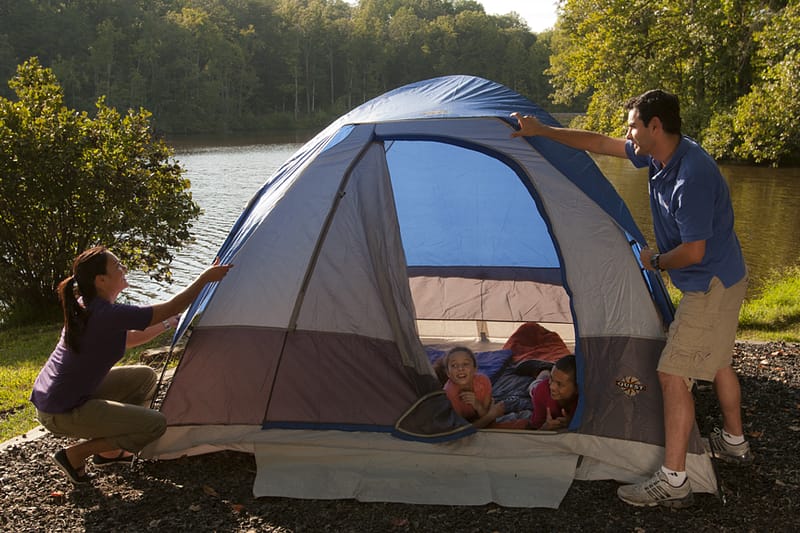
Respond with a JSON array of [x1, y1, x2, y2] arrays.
[[3, 1, 797, 164], [0, 0, 562, 134]]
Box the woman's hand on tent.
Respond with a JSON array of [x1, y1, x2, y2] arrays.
[[164, 314, 181, 329], [151, 260, 235, 324], [511, 112, 546, 138], [201, 260, 234, 283]]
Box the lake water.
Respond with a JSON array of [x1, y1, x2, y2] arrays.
[[124, 141, 302, 303], [592, 155, 800, 293], [125, 140, 800, 303]]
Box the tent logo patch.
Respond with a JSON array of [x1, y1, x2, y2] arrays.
[[616, 376, 646, 397]]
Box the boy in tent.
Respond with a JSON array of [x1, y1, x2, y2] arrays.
[[528, 355, 578, 431], [443, 347, 504, 428]]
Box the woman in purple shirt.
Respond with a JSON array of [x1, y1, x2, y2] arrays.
[[30, 246, 232, 484]]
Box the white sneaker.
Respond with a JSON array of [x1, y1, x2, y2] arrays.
[[617, 470, 693, 508], [709, 427, 754, 465]]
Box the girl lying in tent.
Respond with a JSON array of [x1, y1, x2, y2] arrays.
[[442, 346, 505, 428]]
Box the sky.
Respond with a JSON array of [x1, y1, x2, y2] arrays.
[[477, 1, 558, 33]]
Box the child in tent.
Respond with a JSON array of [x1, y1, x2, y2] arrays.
[[529, 354, 579, 430], [443, 346, 504, 428]]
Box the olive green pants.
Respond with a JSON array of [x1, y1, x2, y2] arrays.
[[37, 365, 167, 452]]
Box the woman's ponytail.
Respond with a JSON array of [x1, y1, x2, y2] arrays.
[[58, 275, 85, 351], [58, 246, 109, 352]]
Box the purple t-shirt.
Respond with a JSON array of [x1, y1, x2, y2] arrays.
[[30, 298, 152, 413]]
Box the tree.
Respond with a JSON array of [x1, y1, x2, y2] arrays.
[[1, 0, 563, 136], [547, 0, 800, 165], [704, 3, 800, 165], [0, 58, 200, 323]]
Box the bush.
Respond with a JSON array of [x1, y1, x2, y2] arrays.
[[0, 58, 200, 323]]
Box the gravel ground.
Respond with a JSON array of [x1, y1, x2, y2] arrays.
[[1, 341, 798, 532]]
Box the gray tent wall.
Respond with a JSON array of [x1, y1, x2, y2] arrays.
[[145, 77, 716, 507]]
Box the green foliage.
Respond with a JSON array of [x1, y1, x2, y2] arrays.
[[705, 4, 800, 165], [0, 0, 564, 137], [701, 109, 740, 161], [550, 0, 797, 164], [0, 58, 200, 323], [660, 265, 800, 342], [662, 265, 800, 342], [662, 276, 683, 309], [731, 56, 800, 165], [1, 0, 795, 160], [0, 322, 60, 440]]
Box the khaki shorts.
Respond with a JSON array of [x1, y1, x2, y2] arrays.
[[658, 275, 748, 382]]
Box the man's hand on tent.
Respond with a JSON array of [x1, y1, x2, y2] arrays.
[[640, 247, 656, 271], [510, 111, 628, 157], [510, 112, 547, 138]]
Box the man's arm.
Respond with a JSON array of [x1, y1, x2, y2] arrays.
[[640, 240, 706, 272], [511, 113, 628, 158]]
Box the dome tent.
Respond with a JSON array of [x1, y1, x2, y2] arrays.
[[144, 75, 717, 508]]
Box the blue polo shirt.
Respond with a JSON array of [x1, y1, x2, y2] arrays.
[[625, 137, 746, 292]]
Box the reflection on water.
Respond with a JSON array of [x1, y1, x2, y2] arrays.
[[123, 142, 800, 304]]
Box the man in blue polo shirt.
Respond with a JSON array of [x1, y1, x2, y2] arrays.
[[511, 89, 751, 508]]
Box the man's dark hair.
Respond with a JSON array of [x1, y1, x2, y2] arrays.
[[624, 89, 682, 135]]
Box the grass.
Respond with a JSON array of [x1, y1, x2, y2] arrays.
[[738, 266, 800, 342], [0, 323, 61, 442], [661, 266, 800, 342], [0, 323, 175, 442], [2, 266, 798, 441]]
